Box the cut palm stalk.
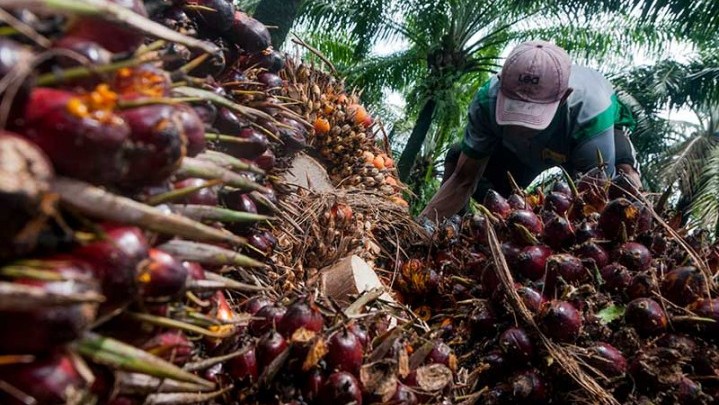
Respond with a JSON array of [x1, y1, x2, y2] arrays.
[[168, 204, 272, 224], [76, 333, 214, 388], [52, 177, 247, 246], [0, 281, 104, 310], [2, 0, 218, 54], [187, 273, 265, 292], [196, 150, 265, 175], [144, 387, 232, 405], [146, 179, 223, 206], [179, 157, 270, 194], [173, 86, 275, 122], [117, 373, 214, 395], [125, 312, 240, 338], [36, 57, 145, 86], [158, 240, 269, 268]]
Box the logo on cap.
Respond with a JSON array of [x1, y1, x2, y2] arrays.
[[518, 74, 540, 85]]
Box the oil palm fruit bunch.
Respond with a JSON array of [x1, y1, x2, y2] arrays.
[[388, 170, 719, 404]]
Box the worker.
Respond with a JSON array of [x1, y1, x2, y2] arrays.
[[420, 40, 641, 222]]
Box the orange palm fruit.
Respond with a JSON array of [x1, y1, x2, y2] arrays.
[[313, 117, 331, 134]]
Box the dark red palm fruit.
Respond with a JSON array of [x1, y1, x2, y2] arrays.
[[543, 191, 572, 215], [516, 245, 552, 281], [687, 298, 719, 332], [137, 248, 188, 300], [185, 0, 236, 34], [245, 49, 285, 73], [511, 369, 548, 403], [326, 329, 364, 375], [0, 259, 99, 353], [66, 0, 147, 53], [175, 105, 205, 157], [249, 303, 287, 336], [219, 189, 258, 213], [390, 383, 418, 405], [173, 178, 219, 206], [541, 214, 575, 249], [119, 104, 188, 187], [224, 11, 272, 53], [21, 87, 129, 184], [575, 218, 601, 243], [256, 330, 288, 372], [480, 266, 501, 296], [677, 376, 704, 403], [625, 298, 667, 335], [73, 224, 149, 315], [52, 36, 111, 70], [484, 190, 512, 219], [348, 322, 370, 349], [249, 233, 276, 255], [467, 214, 489, 244], [469, 300, 498, 338], [501, 242, 522, 267], [552, 181, 572, 196], [0, 352, 87, 404], [598, 198, 638, 239], [254, 148, 276, 171], [615, 242, 652, 271], [575, 241, 609, 269], [113, 65, 172, 100], [226, 346, 258, 384], [538, 300, 582, 343], [277, 297, 324, 337], [182, 261, 206, 281], [599, 263, 632, 294], [545, 254, 588, 288], [626, 272, 658, 300], [660, 266, 708, 306], [426, 341, 455, 371], [585, 342, 626, 378], [277, 118, 308, 153], [243, 295, 273, 315], [214, 127, 269, 160], [499, 327, 534, 363], [507, 194, 527, 210], [141, 331, 193, 365], [0, 132, 54, 259], [656, 334, 696, 357], [214, 107, 245, 134], [516, 285, 546, 313], [507, 209, 544, 244], [187, 41, 227, 78], [301, 367, 324, 402], [318, 372, 363, 405]]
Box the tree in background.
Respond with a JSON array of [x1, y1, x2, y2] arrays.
[[252, 0, 304, 48]]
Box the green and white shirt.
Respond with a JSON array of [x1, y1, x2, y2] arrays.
[[461, 65, 635, 177]]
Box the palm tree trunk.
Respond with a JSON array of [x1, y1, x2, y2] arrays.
[[252, 0, 304, 49], [397, 99, 437, 181]]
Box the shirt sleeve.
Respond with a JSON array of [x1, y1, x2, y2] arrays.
[[570, 126, 616, 178], [461, 83, 499, 160]]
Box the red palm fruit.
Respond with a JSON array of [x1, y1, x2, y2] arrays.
[[0, 132, 54, 259], [254, 148, 276, 171], [501, 242, 522, 267], [214, 107, 244, 134], [21, 87, 129, 184], [67, 0, 147, 53], [0, 352, 87, 404], [484, 190, 512, 219], [73, 224, 149, 315], [258, 71, 283, 88], [173, 178, 219, 206], [511, 369, 548, 402], [687, 298, 719, 332], [626, 272, 658, 300], [615, 242, 652, 271], [226, 346, 258, 384], [256, 330, 288, 372], [507, 194, 527, 210], [175, 105, 205, 157], [543, 191, 572, 215], [215, 127, 269, 160], [545, 254, 588, 288], [245, 49, 285, 73], [224, 11, 271, 53], [542, 213, 575, 249], [141, 331, 193, 365], [507, 209, 544, 244], [516, 245, 552, 281], [575, 218, 601, 243], [539, 300, 582, 343], [249, 233, 275, 255], [249, 303, 287, 336], [552, 181, 572, 196], [278, 118, 308, 152], [219, 189, 258, 213], [243, 295, 273, 315], [186, 0, 236, 34], [499, 327, 534, 363], [119, 104, 188, 187], [660, 266, 708, 306], [277, 298, 324, 337], [0, 258, 99, 353], [575, 241, 609, 269], [599, 263, 632, 293], [318, 372, 363, 405], [302, 367, 324, 402], [53, 36, 112, 70], [426, 341, 454, 370], [390, 383, 418, 405], [467, 214, 489, 244], [469, 300, 497, 338], [348, 322, 370, 349], [599, 198, 638, 239], [625, 298, 667, 335], [137, 248, 188, 300], [516, 285, 546, 313], [326, 329, 364, 375], [585, 342, 627, 377], [113, 65, 171, 99]]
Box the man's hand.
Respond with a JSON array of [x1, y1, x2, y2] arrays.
[[420, 153, 487, 222]]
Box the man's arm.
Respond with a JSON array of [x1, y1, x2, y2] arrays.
[[420, 152, 488, 222]]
